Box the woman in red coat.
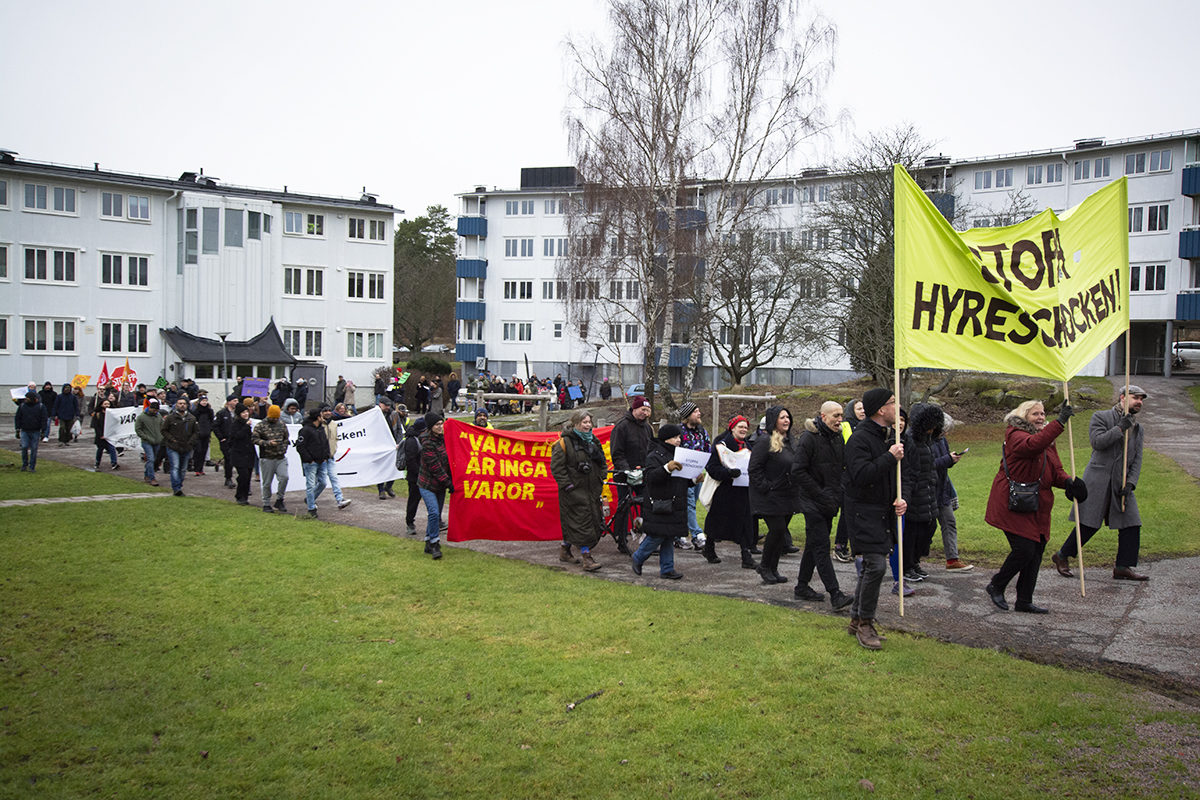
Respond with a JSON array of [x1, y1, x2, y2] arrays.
[[983, 400, 1086, 614]]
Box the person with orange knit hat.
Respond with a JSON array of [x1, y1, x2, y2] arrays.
[[252, 404, 291, 513]]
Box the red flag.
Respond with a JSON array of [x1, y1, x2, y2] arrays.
[[96, 360, 110, 388], [444, 419, 614, 542]]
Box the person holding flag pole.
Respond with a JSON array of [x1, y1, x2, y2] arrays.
[[892, 163, 1130, 603]]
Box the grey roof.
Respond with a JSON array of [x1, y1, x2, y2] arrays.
[[0, 154, 397, 213], [160, 321, 297, 365]]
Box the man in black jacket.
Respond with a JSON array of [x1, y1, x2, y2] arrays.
[[792, 401, 853, 609], [295, 409, 330, 518], [214, 395, 239, 488], [161, 398, 199, 496], [609, 395, 653, 554], [402, 418, 427, 535], [16, 392, 49, 471], [843, 388, 906, 650]]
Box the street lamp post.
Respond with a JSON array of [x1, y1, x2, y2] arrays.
[[216, 331, 232, 399]]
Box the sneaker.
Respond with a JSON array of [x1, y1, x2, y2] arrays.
[[308, 509, 318, 518], [263, 505, 275, 513], [945, 559, 974, 572], [111, 463, 120, 470], [912, 563, 929, 577], [832, 545, 852, 563], [337, 500, 352, 510], [273, 498, 286, 511], [891, 582, 916, 596], [174, 490, 185, 497], [405, 524, 417, 536], [194, 471, 203, 477], [903, 569, 924, 583], [42, 436, 49, 442]]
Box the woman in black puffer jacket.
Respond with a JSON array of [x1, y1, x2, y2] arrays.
[[630, 424, 688, 580], [748, 405, 796, 585], [900, 404, 943, 582]]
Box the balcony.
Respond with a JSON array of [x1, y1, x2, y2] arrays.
[[457, 216, 487, 238], [1178, 290, 1200, 322], [1182, 165, 1200, 197], [653, 344, 702, 368], [1180, 227, 1200, 260], [455, 258, 487, 279], [456, 342, 486, 364], [455, 301, 486, 321], [655, 207, 708, 231]]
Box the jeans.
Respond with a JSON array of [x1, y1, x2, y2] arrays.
[[142, 442, 159, 480], [797, 513, 840, 594], [1059, 523, 1141, 568], [166, 448, 187, 492], [419, 487, 445, 544], [260, 457, 289, 506], [95, 440, 118, 468], [303, 461, 326, 510], [320, 459, 344, 503], [937, 503, 959, 560], [991, 532, 1046, 605], [632, 534, 676, 576], [852, 552, 888, 621], [20, 430, 40, 469], [686, 484, 703, 540], [41, 417, 51, 441]]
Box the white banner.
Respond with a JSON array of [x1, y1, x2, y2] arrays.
[[103, 406, 143, 450], [10, 387, 31, 401], [279, 406, 403, 492], [716, 443, 750, 487], [672, 447, 711, 481]]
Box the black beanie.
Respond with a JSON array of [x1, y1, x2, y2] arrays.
[[424, 412, 443, 429], [862, 388, 893, 419], [657, 423, 683, 442]]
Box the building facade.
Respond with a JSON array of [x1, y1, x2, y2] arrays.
[[456, 128, 1199, 389], [0, 153, 397, 401]]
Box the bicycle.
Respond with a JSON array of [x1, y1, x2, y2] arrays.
[[602, 468, 645, 555]]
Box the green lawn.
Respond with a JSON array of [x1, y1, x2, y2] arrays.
[[2, 488, 1199, 797], [0, 447, 167, 500]]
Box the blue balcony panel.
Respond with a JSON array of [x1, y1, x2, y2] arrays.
[[1177, 292, 1200, 322], [456, 343, 486, 364], [455, 301, 486, 321], [654, 208, 708, 231], [1180, 229, 1200, 260], [1182, 165, 1200, 197], [455, 258, 487, 279], [457, 216, 487, 238], [653, 345, 702, 369]]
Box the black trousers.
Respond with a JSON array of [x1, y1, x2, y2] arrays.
[[905, 519, 936, 567], [760, 514, 793, 573], [1058, 524, 1141, 567], [797, 513, 840, 593], [234, 462, 253, 502], [991, 532, 1046, 605], [405, 478, 422, 526], [191, 437, 209, 472]]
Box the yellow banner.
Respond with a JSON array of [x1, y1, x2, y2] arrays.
[[893, 164, 1129, 381], [71, 374, 91, 389]]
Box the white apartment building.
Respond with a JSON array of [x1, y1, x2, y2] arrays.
[[457, 128, 1199, 388], [0, 152, 397, 402]]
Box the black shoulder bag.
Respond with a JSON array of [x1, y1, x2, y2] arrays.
[[1002, 444, 1047, 513]]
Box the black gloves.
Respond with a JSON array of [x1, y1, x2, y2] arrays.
[[1057, 403, 1074, 425], [727, 468, 741, 478], [1064, 477, 1087, 503], [1116, 482, 1135, 498], [1117, 414, 1133, 432]]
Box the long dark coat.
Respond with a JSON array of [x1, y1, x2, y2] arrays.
[[703, 430, 754, 545], [550, 429, 607, 549], [641, 439, 689, 539]]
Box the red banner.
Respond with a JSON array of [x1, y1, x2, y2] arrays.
[[444, 419, 613, 542]]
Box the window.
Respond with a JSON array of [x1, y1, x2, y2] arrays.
[[1094, 157, 1111, 179], [283, 328, 323, 357], [818, 185, 830, 202], [553, 321, 563, 339], [1073, 159, 1090, 181], [995, 168, 1013, 188], [719, 325, 753, 347], [764, 187, 794, 205], [0, 317, 6, 351], [24, 248, 76, 283], [0, 245, 7, 280], [1027, 164, 1062, 185], [348, 217, 366, 239], [129, 195, 150, 220], [263, 213, 271, 234], [24, 183, 76, 213], [504, 238, 534, 258], [184, 209, 198, 264], [284, 266, 324, 296], [798, 276, 826, 299], [609, 324, 622, 343], [202, 207, 219, 254], [248, 211, 262, 240], [307, 213, 324, 236], [542, 280, 566, 300], [505, 200, 519, 215], [285, 211, 304, 233], [502, 322, 533, 341], [503, 280, 533, 300], [572, 280, 599, 300], [100, 254, 149, 287], [347, 270, 386, 300], [543, 237, 568, 257], [1126, 150, 1171, 175], [459, 319, 483, 342], [225, 209, 243, 247], [1129, 203, 1169, 233], [1129, 264, 1165, 293], [369, 219, 387, 240], [101, 192, 124, 218], [521, 200, 534, 215], [0, 178, 6, 207], [974, 171, 992, 190], [24, 318, 76, 352], [801, 185, 817, 203], [345, 331, 385, 359], [100, 321, 149, 353], [544, 199, 564, 215]]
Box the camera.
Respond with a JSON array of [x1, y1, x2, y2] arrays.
[[577, 462, 592, 474]]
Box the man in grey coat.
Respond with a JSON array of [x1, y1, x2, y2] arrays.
[[1051, 385, 1148, 581]]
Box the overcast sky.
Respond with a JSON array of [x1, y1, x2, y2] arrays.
[[3, 0, 1196, 219]]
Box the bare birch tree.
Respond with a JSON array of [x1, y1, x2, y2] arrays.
[[563, 0, 835, 410]]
